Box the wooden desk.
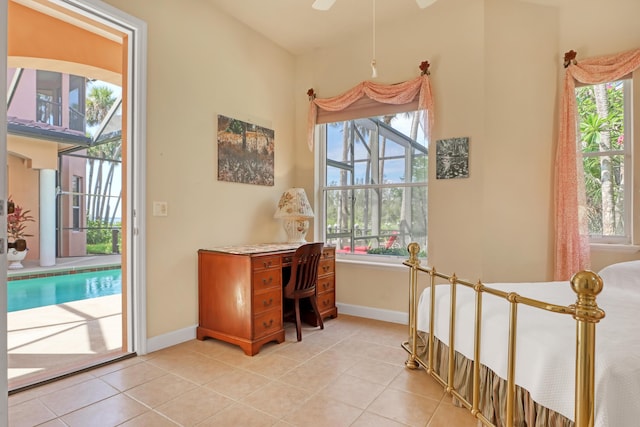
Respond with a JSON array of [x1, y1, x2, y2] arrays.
[[197, 243, 337, 356]]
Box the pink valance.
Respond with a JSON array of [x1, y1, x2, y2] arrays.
[[554, 48, 640, 280], [306, 67, 434, 151]]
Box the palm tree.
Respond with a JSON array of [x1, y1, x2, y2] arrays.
[[86, 86, 115, 126], [592, 84, 615, 235], [85, 84, 121, 229], [577, 82, 625, 236]]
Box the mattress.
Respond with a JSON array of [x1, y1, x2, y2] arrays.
[[416, 260, 640, 427]]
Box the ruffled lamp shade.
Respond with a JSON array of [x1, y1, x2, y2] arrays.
[[274, 188, 314, 243]]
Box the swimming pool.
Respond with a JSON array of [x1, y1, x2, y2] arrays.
[[7, 268, 122, 312]]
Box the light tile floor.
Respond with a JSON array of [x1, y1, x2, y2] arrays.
[[8, 315, 478, 427]]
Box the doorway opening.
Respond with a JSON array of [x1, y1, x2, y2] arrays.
[[5, 0, 147, 392]]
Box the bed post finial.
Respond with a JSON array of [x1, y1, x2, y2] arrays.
[[571, 271, 603, 305], [407, 242, 421, 266], [571, 270, 605, 427]]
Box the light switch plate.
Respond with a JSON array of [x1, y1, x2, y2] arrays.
[[153, 201, 168, 216]]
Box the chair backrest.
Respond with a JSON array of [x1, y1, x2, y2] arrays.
[[283, 242, 324, 298]]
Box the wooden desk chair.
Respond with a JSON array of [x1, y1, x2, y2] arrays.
[[283, 242, 325, 341]]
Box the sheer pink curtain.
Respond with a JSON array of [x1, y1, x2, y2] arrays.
[[554, 48, 640, 280], [306, 67, 433, 151]]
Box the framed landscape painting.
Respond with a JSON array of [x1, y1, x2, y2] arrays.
[[217, 114, 275, 186]]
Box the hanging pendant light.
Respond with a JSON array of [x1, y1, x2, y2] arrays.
[[371, 0, 377, 78]]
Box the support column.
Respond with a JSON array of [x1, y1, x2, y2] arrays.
[[39, 169, 56, 267]]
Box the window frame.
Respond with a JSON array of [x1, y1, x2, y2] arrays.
[[36, 70, 62, 126], [71, 175, 82, 232], [68, 74, 86, 132], [317, 113, 428, 263], [578, 78, 633, 245]]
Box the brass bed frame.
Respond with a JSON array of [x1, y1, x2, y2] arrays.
[[401, 243, 605, 427]]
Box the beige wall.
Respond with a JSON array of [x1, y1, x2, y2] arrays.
[[103, 0, 297, 338], [296, 0, 640, 314], [295, 0, 484, 312], [8, 136, 58, 170], [95, 0, 640, 339], [482, 0, 558, 281]]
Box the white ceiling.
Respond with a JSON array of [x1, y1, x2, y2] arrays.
[[205, 0, 435, 55], [205, 0, 566, 56]]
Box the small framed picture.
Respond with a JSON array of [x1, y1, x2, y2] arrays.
[[436, 137, 469, 179]]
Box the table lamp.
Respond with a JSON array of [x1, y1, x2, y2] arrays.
[[274, 188, 314, 243]]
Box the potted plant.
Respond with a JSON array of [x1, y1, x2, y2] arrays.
[[7, 197, 35, 269]]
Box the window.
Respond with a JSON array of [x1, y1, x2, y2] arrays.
[[72, 175, 82, 231], [36, 70, 62, 126], [319, 111, 428, 258], [576, 78, 631, 243], [68, 74, 86, 132]]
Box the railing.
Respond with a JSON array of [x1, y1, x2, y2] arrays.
[[326, 226, 417, 253], [401, 242, 605, 427], [69, 106, 86, 132], [37, 98, 62, 126]]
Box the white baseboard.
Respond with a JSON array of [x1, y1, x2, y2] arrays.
[[143, 305, 407, 354], [337, 303, 408, 325], [145, 324, 197, 354]]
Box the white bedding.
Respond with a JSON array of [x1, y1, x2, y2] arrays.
[[416, 260, 640, 427]]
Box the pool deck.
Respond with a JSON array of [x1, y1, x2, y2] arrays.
[[6, 255, 125, 391], [8, 254, 121, 279]]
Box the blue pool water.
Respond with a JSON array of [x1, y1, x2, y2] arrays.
[[7, 269, 122, 312]]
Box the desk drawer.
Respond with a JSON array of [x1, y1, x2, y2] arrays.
[[282, 254, 294, 266], [253, 309, 282, 339], [317, 276, 335, 294], [318, 259, 334, 276], [253, 269, 281, 291], [317, 292, 335, 314], [253, 289, 282, 315], [252, 255, 281, 271], [322, 247, 335, 260]]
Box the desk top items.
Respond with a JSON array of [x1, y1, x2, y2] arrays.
[[274, 188, 314, 243]]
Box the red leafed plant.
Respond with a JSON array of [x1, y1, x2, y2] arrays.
[[7, 197, 35, 241]]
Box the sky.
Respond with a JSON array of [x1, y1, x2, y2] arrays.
[[85, 80, 123, 222], [325, 114, 427, 186]]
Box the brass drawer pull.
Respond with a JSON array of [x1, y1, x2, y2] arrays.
[[263, 261, 272, 268], [262, 277, 273, 285], [322, 265, 330, 272], [322, 300, 329, 306], [283, 256, 292, 263], [263, 298, 273, 307], [263, 319, 274, 328], [322, 283, 329, 290]]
